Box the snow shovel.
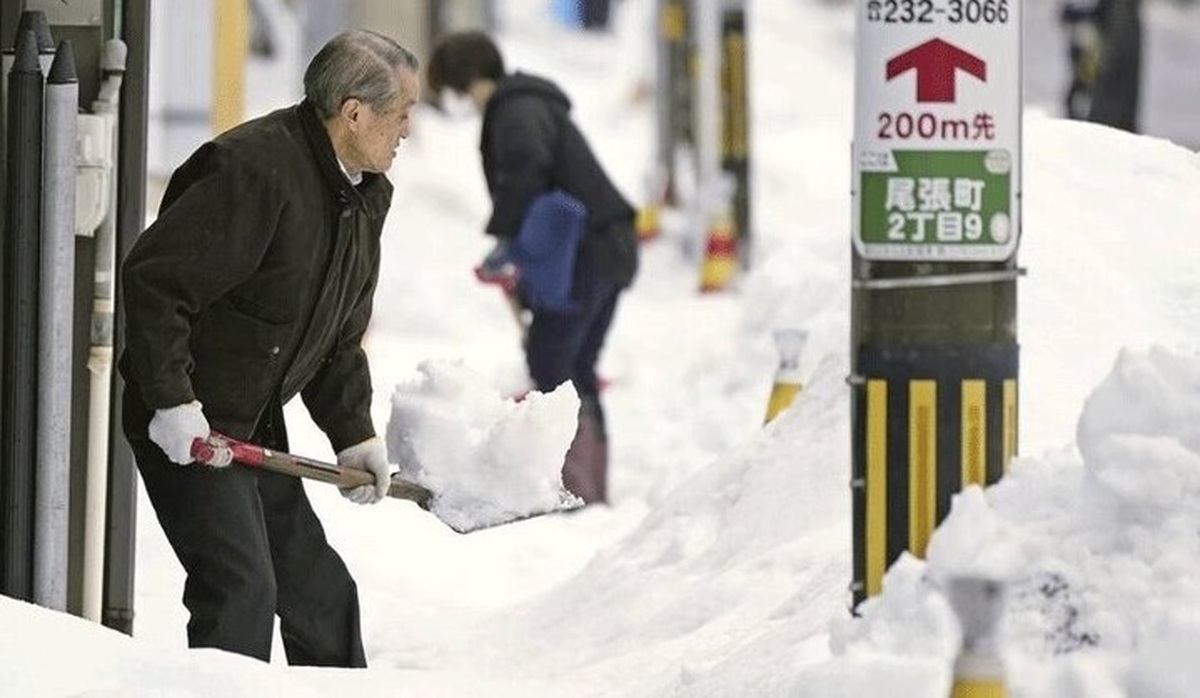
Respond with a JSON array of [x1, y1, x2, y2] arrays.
[[190, 433, 583, 533]]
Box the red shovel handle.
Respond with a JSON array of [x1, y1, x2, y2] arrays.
[[190, 432, 433, 506], [191, 433, 263, 467]]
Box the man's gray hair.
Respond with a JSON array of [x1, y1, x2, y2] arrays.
[[304, 29, 419, 120]]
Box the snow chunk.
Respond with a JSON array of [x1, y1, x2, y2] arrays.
[[385, 359, 582, 532], [1076, 346, 1200, 520]]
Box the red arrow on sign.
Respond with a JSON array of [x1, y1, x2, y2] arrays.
[[885, 38, 986, 103]]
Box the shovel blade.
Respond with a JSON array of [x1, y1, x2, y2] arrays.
[[425, 486, 586, 534]]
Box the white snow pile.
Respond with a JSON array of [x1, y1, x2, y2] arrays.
[[803, 346, 1200, 695], [384, 359, 582, 533], [0, 595, 324, 698], [1076, 346, 1200, 518]]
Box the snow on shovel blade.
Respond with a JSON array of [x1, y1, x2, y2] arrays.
[[190, 433, 581, 532]]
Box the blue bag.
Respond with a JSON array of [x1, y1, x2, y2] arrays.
[[510, 190, 587, 313], [551, 0, 584, 28]]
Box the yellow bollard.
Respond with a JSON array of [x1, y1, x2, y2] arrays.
[[636, 203, 660, 242], [946, 576, 1008, 698], [698, 208, 738, 292], [951, 677, 1006, 698], [764, 329, 807, 424], [638, 166, 670, 242], [699, 173, 740, 293]]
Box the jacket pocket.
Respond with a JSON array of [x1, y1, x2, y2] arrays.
[[188, 300, 293, 424]]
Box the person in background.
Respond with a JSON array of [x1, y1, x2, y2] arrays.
[[1059, 0, 1142, 132], [426, 31, 639, 505], [1087, 0, 1141, 133], [1060, 0, 1104, 120], [118, 29, 420, 665]]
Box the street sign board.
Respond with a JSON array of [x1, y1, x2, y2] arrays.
[[853, 0, 1022, 262]]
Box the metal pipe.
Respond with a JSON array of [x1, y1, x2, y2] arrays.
[[34, 39, 79, 612], [104, 0, 151, 635], [82, 38, 126, 624], [2, 27, 45, 602], [1, 7, 54, 242]]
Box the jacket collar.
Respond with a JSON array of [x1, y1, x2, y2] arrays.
[[297, 99, 393, 221]]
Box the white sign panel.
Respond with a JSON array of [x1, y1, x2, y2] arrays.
[[853, 0, 1022, 262]]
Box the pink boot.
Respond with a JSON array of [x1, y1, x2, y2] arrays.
[[562, 398, 608, 504]]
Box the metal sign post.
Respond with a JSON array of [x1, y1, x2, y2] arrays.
[[850, 0, 1022, 607]]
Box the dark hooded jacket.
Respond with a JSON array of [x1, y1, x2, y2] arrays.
[[119, 100, 391, 451], [481, 72, 638, 289]]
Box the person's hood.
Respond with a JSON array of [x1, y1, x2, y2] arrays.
[[490, 71, 572, 112]]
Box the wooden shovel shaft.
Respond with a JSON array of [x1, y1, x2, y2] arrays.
[[191, 434, 433, 505]]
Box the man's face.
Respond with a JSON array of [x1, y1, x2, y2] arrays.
[[346, 67, 420, 174]]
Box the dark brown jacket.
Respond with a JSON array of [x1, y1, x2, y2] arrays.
[[119, 101, 392, 451]]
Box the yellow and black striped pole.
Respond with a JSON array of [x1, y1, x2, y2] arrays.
[[654, 0, 694, 209], [852, 343, 1018, 604], [719, 0, 749, 255]]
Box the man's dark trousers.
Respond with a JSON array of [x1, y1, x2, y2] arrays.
[[124, 392, 368, 666]]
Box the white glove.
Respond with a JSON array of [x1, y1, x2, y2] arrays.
[[148, 400, 211, 464], [337, 437, 391, 504]]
